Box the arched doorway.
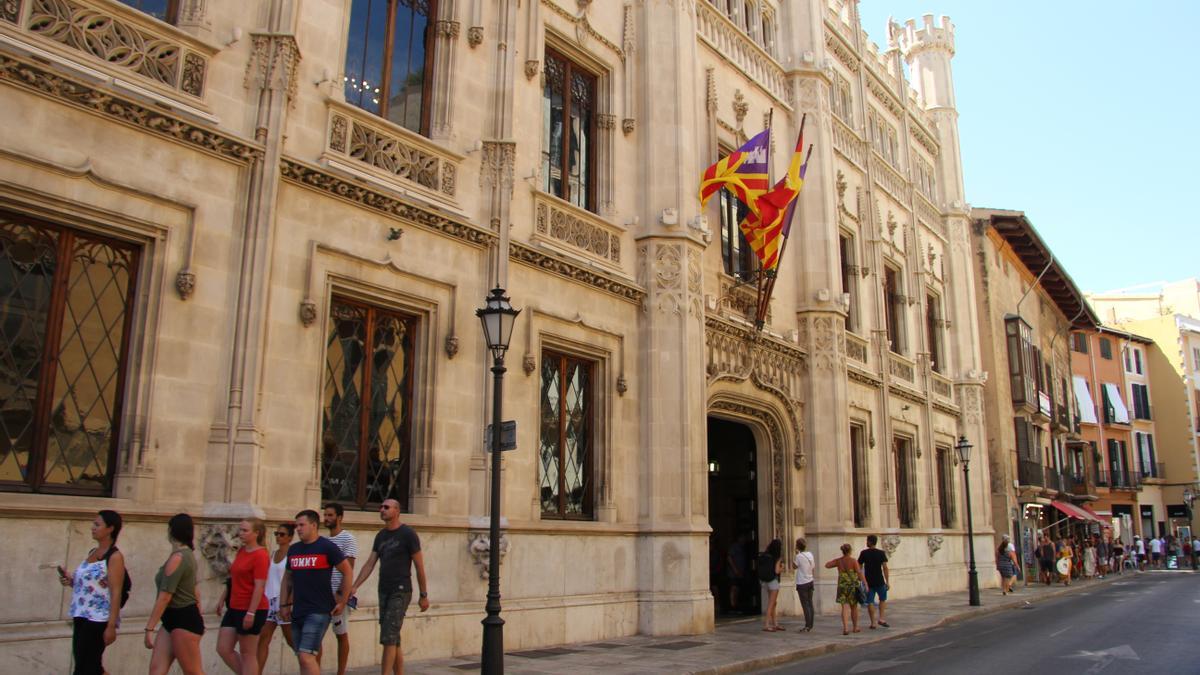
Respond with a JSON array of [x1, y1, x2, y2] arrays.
[[707, 416, 760, 617]]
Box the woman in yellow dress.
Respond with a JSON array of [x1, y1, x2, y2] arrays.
[[1057, 537, 1074, 586]]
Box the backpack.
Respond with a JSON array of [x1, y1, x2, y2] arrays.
[[101, 546, 132, 608], [756, 552, 776, 582]]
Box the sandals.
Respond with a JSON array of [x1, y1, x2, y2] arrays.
[[878, 621, 890, 628]]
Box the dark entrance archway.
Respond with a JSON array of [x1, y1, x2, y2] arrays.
[[707, 416, 760, 617]]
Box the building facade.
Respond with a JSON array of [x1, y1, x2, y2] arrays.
[[0, 0, 992, 670], [969, 209, 1102, 565]]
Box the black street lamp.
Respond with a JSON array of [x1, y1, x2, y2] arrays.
[[477, 286, 520, 674], [955, 435, 981, 607]]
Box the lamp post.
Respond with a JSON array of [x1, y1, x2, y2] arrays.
[[477, 287, 520, 674], [955, 435, 981, 606]]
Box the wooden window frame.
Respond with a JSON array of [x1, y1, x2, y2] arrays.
[[0, 212, 141, 496], [543, 47, 598, 212], [540, 350, 595, 520], [839, 233, 858, 333], [343, 0, 438, 136], [850, 423, 867, 527], [925, 291, 943, 373], [894, 436, 915, 528], [720, 182, 756, 279], [884, 265, 904, 354], [936, 446, 954, 528], [321, 297, 417, 510]]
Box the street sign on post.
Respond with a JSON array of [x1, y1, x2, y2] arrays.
[[485, 420, 517, 452]]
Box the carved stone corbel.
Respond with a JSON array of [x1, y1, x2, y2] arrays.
[[299, 299, 318, 327], [881, 534, 901, 556], [175, 270, 196, 300], [927, 534, 943, 557], [467, 531, 509, 579], [199, 523, 241, 577]]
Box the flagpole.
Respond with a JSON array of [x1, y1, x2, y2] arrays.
[[753, 109, 775, 332], [754, 109, 808, 330]]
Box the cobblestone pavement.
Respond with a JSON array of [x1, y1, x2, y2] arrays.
[[346, 571, 1160, 674]]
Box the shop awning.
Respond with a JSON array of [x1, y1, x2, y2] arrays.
[[1102, 383, 1130, 424], [1079, 504, 1108, 524], [1050, 500, 1103, 523], [1073, 376, 1098, 424]]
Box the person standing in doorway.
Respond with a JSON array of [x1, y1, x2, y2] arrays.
[[278, 510, 352, 675], [257, 523, 295, 672], [857, 535, 890, 629], [321, 504, 358, 675], [793, 538, 815, 632], [58, 510, 125, 675], [349, 498, 429, 675], [759, 539, 784, 632], [725, 532, 748, 613]]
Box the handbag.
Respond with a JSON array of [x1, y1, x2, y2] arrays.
[[856, 580, 869, 604]]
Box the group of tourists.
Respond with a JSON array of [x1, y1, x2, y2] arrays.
[[59, 500, 428, 675], [749, 535, 891, 636]]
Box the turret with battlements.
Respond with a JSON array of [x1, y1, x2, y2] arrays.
[[898, 14, 957, 112]]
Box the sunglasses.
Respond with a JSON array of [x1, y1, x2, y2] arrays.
[[274, 532, 289, 537]]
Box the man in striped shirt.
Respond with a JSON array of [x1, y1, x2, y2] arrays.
[[323, 503, 358, 675]]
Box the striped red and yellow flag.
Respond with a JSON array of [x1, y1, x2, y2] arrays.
[[698, 129, 771, 212]]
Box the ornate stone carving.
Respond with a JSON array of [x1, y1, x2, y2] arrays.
[[174, 270, 196, 300], [329, 115, 348, 153], [596, 113, 616, 130], [534, 195, 622, 264], [299, 299, 318, 327], [652, 243, 683, 315], [198, 523, 240, 577], [687, 248, 703, 318], [732, 89, 749, 127], [957, 384, 983, 427], [709, 398, 788, 539], [467, 531, 509, 579], [524, 59, 539, 80], [479, 140, 515, 191], [245, 32, 300, 101], [509, 242, 644, 304], [621, 118, 635, 135], [435, 19, 459, 39], [616, 374, 627, 396], [845, 333, 868, 364], [889, 354, 915, 383], [444, 334, 459, 359], [522, 353, 536, 375], [541, 0, 624, 58], [881, 534, 901, 556], [350, 123, 438, 190], [825, 32, 860, 73], [800, 316, 844, 372], [836, 170, 847, 207], [927, 534, 943, 557], [695, 1, 790, 105], [2, 0, 20, 23], [0, 54, 261, 164], [26, 0, 211, 97], [281, 159, 492, 247], [705, 66, 717, 114], [468, 25, 483, 48]]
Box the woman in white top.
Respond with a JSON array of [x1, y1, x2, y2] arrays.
[[793, 538, 816, 632], [58, 510, 126, 675], [255, 522, 295, 672]]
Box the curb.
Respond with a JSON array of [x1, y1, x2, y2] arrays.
[[699, 574, 1123, 674]]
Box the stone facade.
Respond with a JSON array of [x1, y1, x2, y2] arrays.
[[0, 0, 994, 670]]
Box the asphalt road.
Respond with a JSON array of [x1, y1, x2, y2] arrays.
[[757, 571, 1200, 674]]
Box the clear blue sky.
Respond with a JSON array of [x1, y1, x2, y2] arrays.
[[857, 1, 1199, 294]]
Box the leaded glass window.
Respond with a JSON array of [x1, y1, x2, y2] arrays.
[[0, 214, 139, 495], [343, 0, 436, 135], [539, 352, 593, 518], [322, 298, 416, 509], [542, 48, 596, 212], [117, 0, 177, 23]]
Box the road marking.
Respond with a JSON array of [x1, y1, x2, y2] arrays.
[[1050, 626, 1071, 637], [907, 642, 953, 656], [1064, 645, 1140, 662], [848, 659, 913, 673]]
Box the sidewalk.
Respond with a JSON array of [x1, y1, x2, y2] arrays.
[[347, 571, 1141, 674]]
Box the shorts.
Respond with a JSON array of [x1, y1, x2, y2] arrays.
[[1152, 552, 1162, 562], [865, 584, 888, 606], [220, 609, 268, 636], [161, 604, 205, 636], [291, 613, 332, 655], [378, 589, 412, 646], [331, 609, 350, 636], [266, 596, 290, 625], [763, 579, 780, 592]]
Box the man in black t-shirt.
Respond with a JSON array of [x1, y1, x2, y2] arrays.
[[351, 498, 429, 675], [858, 535, 890, 629]]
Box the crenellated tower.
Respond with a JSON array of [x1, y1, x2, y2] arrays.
[[898, 15, 963, 207]]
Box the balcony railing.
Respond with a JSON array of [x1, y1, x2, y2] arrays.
[[1095, 470, 1141, 490], [1018, 460, 1044, 488], [1138, 462, 1166, 479], [1067, 472, 1091, 495], [1043, 466, 1066, 493]]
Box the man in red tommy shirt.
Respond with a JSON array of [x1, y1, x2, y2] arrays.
[[278, 510, 353, 675]]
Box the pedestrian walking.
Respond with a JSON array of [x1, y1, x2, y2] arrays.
[[145, 513, 205, 675], [793, 538, 815, 633], [321, 503, 358, 675], [1096, 535, 1109, 578], [1083, 539, 1097, 579], [216, 519, 269, 674], [1057, 538, 1073, 586], [1150, 535, 1163, 569], [1191, 536, 1199, 570], [58, 510, 126, 675], [1134, 535, 1146, 570], [857, 535, 890, 629], [349, 498, 428, 675], [825, 543, 865, 635], [278, 510, 353, 675], [996, 535, 1018, 594], [758, 539, 784, 632], [256, 523, 295, 672], [1037, 534, 1055, 585]]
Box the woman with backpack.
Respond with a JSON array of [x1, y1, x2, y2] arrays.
[[58, 510, 126, 675], [758, 539, 785, 632], [145, 513, 205, 675]]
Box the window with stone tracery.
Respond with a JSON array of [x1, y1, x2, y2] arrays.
[[118, 0, 177, 23], [831, 72, 854, 125], [0, 213, 140, 496], [542, 48, 597, 212], [343, 0, 437, 135], [321, 297, 416, 510]]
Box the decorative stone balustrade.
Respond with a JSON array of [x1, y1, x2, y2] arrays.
[[871, 154, 908, 203], [832, 116, 865, 167], [696, 1, 791, 108], [888, 352, 915, 383], [930, 372, 952, 399], [915, 193, 944, 237], [4, 0, 214, 100], [846, 332, 868, 365], [322, 101, 462, 205], [532, 190, 624, 270]]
